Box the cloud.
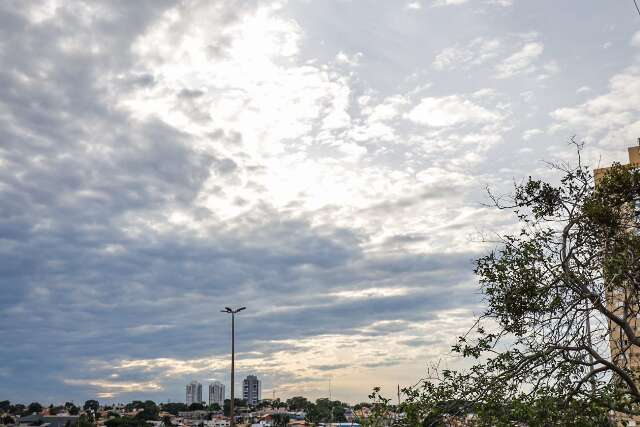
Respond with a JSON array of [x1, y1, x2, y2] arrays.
[[433, 37, 502, 70], [432, 0, 469, 5], [406, 95, 502, 127], [522, 128, 543, 140], [495, 42, 544, 79], [431, 0, 512, 6], [550, 66, 640, 151]]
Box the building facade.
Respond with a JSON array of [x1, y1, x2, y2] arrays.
[[595, 145, 640, 426], [186, 380, 203, 406], [208, 381, 225, 407], [242, 375, 261, 406]]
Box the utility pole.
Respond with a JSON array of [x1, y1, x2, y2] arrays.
[[222, 306, 246, 427]]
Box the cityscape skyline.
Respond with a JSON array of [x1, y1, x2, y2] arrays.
[[1, 0, 640, 406]]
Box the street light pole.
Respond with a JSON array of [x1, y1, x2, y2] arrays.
[[222, 307, 246, 427]]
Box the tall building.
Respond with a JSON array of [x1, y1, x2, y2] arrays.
[[595, 144, 640, 426], [595, 145, 640, 370], [208, 381, 225, 407], [186, 380, 203, 406], [242, 375, 261, 406]]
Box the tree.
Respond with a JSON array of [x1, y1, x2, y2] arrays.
[[104, 417, 147, 427], [206, 403, 220, 412], [0, 402, 10, 413], [401, 147, 640, 424], [285, 396, 309, 411], [271, 413, 289, 427], [359, 388, 397, 427], [27, 403, 43, 415], [186, 403, 204, 411], [159, 403, 186, 416], [83, 401, 99, 413], [125, 402, 144, 412], [305, 398, 348, 424], [78, 414, 96, 427], [11, 405, 25, 416], [134, 402, 158, 421], [49, 406, 65, 415], [2, 415, 15, 425]]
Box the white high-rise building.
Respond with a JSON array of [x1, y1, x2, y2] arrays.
[[208, 381, 225, 407], [186, 380, 203, 406], [242, 375, 261, 406]]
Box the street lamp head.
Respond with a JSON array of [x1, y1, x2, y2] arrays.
[[222, 306, 246, 314]]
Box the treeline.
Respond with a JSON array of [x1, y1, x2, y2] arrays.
[[2, 396, 365, 425], [0, 401, 81, 417]]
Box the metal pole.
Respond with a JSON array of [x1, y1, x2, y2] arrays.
[[231, 312, 235, 427], [222, 307, 244, 427]]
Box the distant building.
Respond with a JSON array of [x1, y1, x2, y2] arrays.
[[209, 381, 225, 407], [242, 375, 261, 406], [186, 380, 203, 406]]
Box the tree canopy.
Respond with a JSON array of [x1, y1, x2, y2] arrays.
[[159, 403, 187, 416], [83, 400, 99, 413], [27, 403, 43, 415], [397, 148, 640, 425]]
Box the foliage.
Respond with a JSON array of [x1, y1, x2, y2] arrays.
[[187, 403, 204, 411], [305, 398, 348, 424], [83, 401, 99, 413], [159, 403, 187, 416], [1, 415, 15, 425], [78, 414, 96, 427], [0, 402, 10, 414], [10, 405, 25, 416], [134, 402, 159, 421], [359, 387, 400, 427], [285, 396, 309, 411], [271, 413, 290, 427], [206, 403, 221, 412], [125, 402, 145, 412], [27, 403, 43, 415], [104, 416, 148, 427], [49, 406, 65, 415], [63, 403, 79, 416], [394, 145, 640, 424], [160, 415, 173, 427], [270, 399, 288, 409]]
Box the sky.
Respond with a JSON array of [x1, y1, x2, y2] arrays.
[[1, 0, 640, 406]]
